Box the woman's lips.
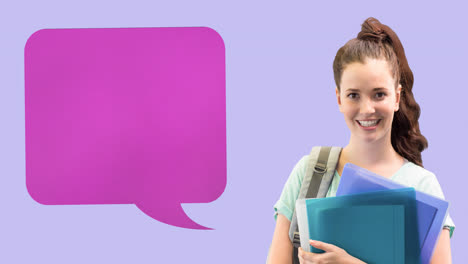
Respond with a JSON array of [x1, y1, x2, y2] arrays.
[[356, 119, 381, 130]]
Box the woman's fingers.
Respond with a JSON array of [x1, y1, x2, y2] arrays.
[[299, 241, 355, 263], [298, 247, 320, 263], [309, 240, 343, 253]]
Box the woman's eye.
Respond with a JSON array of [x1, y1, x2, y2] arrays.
[[375, 92, 386, 99], [347, 93, 359, 99]]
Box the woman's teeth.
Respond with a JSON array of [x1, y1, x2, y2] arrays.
[[358, 120, 379, 127]]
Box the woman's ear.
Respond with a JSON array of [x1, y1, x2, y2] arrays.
[[395, 84, 402, 112], [336, 87, 343, 113]]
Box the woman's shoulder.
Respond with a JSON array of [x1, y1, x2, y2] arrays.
[[393, 161, 438, 190], [400, 161, 435, 176], [294, 147, 342, 179], [273, 155, 311, 221], [291, 155, 311, 183]]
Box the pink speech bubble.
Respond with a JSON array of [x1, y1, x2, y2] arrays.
[[25, 27, 226, 229]]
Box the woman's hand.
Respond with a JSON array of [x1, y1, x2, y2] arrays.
[[298, 240, 366, 264]]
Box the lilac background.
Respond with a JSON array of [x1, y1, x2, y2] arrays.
[[1, 0, 466, 263]]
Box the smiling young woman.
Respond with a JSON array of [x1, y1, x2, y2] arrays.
[[267, 17, 455, 264], [337, 58, 401, 148]]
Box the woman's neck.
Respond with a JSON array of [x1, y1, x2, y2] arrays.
[[343, 136, 403, 168]]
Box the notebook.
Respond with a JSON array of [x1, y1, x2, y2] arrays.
[[296, 188, 420, 263], [336, 163, 449, 264]]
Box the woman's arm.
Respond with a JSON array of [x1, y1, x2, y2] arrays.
[[267, 214, 293, 264], [430, 229, 452, 264]]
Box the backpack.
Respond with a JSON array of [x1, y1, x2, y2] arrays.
[[289, 146, 342, 264]]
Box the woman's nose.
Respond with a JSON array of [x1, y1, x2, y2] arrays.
[[359, 98, 376, 114]]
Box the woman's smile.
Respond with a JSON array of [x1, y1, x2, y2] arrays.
[[356, 119, 381, 129]]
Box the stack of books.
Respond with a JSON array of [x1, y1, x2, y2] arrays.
[[295, 163, 449, 264]]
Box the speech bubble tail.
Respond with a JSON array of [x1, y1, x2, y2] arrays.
[[136, 203, 212, 230]]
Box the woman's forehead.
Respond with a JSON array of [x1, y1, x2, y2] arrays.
[[340, 59, 395, 90]]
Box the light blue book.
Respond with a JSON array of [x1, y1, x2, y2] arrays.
[[296, 188, 421, 264], [336, 163, 449, 264], [309, 205, 405, 264]]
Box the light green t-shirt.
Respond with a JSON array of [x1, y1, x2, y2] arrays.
[[274, 155, 456, 238]]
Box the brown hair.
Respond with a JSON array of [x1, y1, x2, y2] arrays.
[[333, 17, 428, 167]]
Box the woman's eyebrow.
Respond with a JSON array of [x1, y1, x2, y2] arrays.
[[345, 87, 389, 92], [345, 88, 360, 92], [373, 87, 389, 91]]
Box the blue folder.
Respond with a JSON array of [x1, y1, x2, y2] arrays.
[[296, 188, 421, 264], [312, 205, 405, 264], [336, 163, 449, 264]]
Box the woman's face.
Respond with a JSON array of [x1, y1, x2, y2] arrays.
[[336, 58, 401, 144]]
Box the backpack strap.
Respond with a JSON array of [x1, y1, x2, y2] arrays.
[[289, 146, 342, 263]]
